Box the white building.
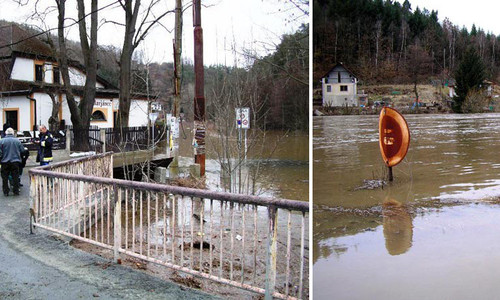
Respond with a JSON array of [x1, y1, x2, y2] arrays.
[[321, 63, 359, 107], [0, 24, 154, 133]]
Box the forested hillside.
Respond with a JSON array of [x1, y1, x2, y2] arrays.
[[313, 0, 500, 86]]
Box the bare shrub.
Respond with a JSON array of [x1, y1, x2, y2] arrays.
[[462, 89, 487, 113]]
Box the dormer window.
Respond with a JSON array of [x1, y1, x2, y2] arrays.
[[35, 64, 43, 82], [53, 67, 60, 84]]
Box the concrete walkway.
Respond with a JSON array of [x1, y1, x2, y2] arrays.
[[0, 167, 220, 299]]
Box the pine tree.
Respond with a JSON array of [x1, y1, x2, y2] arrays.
[[454, 47, 486, 112]]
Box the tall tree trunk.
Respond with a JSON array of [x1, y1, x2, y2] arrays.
[[375, 20, 382, 72], [56, 0, 85, 150], [173, 0, 182, 117], [170, 0, 183, 168], [56, 0, 98, 151], [117, 0, 141, 130], [76, 0, 98, 150], [48, 92, 61, 132]]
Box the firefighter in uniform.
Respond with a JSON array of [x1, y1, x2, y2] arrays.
[[35, 125, 53, 166]]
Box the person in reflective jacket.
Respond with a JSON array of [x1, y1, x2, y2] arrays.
[[35, 125, 53, 166]]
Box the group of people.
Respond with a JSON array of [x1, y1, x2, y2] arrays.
[[0, 124, 53, 196]]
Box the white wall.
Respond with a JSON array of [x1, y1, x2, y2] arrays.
[[11, 57, 106, 88], [0, 95, 32, 131], [68, 67, 104, 88], [129, 100, 149, 127], [322, 80, 358, 107], [10, 57, 33, 82], [44, 62, 54, 84], [34, 92, 55, 128], [0, 93, 150, 131]]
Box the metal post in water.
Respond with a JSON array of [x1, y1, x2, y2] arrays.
[[388, 166, 393, 182], [193, 0, 206, 176]]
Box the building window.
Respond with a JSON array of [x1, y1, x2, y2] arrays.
[[340, 85, 348, 92], [338, 72, 341, 83], [53, 67, 60, 84], [35, 64, 43, 82], [326, 85, 332, 93], [91, 110, 106, 121]]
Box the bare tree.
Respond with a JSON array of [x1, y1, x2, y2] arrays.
[[116, 0, 174, 130], [54, 0, 98, 151]]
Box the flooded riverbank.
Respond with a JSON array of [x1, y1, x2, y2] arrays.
[[180, 126, 308, 201], [314, 113, 500, 299]]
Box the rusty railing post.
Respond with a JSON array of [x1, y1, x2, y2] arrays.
[[264, 205, 278, 299], [113, 185, 121, 262]]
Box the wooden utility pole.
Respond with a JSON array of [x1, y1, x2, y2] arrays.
[[193, 0, 206, 176], [173, 0, 182, 118], [171, 0, 182, 168]]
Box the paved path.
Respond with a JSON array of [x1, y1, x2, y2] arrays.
[[0, 166, 220, 300]]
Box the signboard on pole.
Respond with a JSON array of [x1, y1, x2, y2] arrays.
[[170, 116, 179, 139], [235, 107, 250, 129]]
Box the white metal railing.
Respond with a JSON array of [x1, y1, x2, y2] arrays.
[[29, 152, 309, 299]]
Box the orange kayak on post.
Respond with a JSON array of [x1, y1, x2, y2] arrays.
[[379, 107, 410, 167]]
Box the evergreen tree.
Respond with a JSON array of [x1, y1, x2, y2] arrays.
[[454, 47, 486, 112]]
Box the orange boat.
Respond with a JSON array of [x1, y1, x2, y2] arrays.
[[379, 107, 410, 167]]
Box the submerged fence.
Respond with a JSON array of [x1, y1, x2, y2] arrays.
[[29, 153, 309, 299]]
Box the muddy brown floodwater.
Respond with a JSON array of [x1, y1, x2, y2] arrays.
[[72, 128, 309, 299], [314, 113, 500, 300]]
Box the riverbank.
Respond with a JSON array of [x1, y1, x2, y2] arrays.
[[313, 83, 500, 115], [313, 104, 450, 116]]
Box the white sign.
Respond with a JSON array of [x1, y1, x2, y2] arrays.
[[149, 112, 159, 123], [152, 102, 162, 111], [170, 116, 179, 138], [235, 107, 250, 129]]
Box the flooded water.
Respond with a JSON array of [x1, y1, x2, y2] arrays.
[[314, 113, 500, 299], [178, 125, 308, 201]]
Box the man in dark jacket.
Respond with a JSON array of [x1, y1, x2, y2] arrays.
[[35, 125, 53, 166], [18, 147, 29, 187], [0, 128, 24, 196], [2, 122, 11, 138]]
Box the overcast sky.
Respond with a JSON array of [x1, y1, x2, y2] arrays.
[[0, 0, 308, 66], [395, 0, 500, 35]]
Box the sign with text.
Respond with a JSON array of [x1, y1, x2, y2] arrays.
[[235, 107, 250, 129], [170, 116, 179, 138], [95, 99, 112, 108]]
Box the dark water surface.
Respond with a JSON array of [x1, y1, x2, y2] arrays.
[[314, 113, 500, 299]]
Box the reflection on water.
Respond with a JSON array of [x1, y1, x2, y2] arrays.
[[314, 114, 500, 299], [382, 198, 412, 256], [314, 204, 500, 300]]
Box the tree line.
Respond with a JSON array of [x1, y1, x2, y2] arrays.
[[313, 0, 500, 87], [146, 24, 309, 131]]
